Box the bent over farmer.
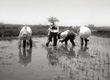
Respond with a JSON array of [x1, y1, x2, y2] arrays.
[[46, 23, 59, 46]]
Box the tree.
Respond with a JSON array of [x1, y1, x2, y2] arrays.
[[48, 17, 59, 25]]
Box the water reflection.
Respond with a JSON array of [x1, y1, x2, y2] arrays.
[[47, 46, 59, 66], [19, 48, 32, 67], [77, 45, 90, 59], [60, 45, 76, 59], [46, 45, 76, 66], [1, 36, 110, 80]]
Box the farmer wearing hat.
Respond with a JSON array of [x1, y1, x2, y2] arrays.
[[46, 23, 59, 46]]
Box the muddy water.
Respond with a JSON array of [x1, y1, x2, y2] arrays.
[[0, 36, 110, 80]]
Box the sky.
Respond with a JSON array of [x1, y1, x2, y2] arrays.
[[0, 0, 110, 26]]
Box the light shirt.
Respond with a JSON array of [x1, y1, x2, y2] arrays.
[[48, 25, 59, 35], [60, 30, 69, 38], [79, 26, 91, 38]]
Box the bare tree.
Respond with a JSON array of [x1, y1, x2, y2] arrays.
[[48, 17, 59, 25]]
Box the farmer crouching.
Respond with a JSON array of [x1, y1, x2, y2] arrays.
[[46, 23, 59, 47], [77, 26, 91, 47], [58, 26, 77, 46]]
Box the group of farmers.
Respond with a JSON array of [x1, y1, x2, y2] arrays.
[[18, 23, 91, 49], [46, 23, 91, 48]]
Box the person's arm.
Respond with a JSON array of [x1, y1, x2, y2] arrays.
[[47, 28, 50, 36], [47, 26, 52, 36], [56, 26, 59, 32], [77, 28, 80, 36]]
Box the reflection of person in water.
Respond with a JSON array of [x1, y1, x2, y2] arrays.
[[19, 48, 32, 67], [77, 45, 90, 59], [61, 45, 76, 59], [47, 47, 59, 66]]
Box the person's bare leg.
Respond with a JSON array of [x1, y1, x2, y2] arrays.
[[23, 40, 26, 48], [70, 39, 75, 46], [81, 38, 83, 45]]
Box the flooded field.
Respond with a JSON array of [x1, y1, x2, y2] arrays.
[[0, 35, 110, 80]]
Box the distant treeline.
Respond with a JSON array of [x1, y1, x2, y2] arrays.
[[73, 25, 110, 38], [0, 23, 110, 38]]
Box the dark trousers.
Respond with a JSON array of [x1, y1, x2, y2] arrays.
[[23, 38, 32, 48], [80, 37, 89, 47], [46, 32, 58, 46]]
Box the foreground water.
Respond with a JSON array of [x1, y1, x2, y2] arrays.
[[0, 36, 110, 80]]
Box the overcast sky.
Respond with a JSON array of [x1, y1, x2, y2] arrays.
[[0, 0, 110, 26]]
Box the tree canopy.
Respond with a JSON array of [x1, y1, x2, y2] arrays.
[[48, 17, 59, 25]]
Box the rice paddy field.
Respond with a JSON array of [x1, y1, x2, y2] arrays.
[[0, 35, 110, 80]]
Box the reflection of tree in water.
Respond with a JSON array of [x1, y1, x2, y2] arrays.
[[47, 47, 59, 66], [46, 45, 110, 80], [46, 45, 76, 66], [46, 45, 78, 80], [19, 48, 32, 67]]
